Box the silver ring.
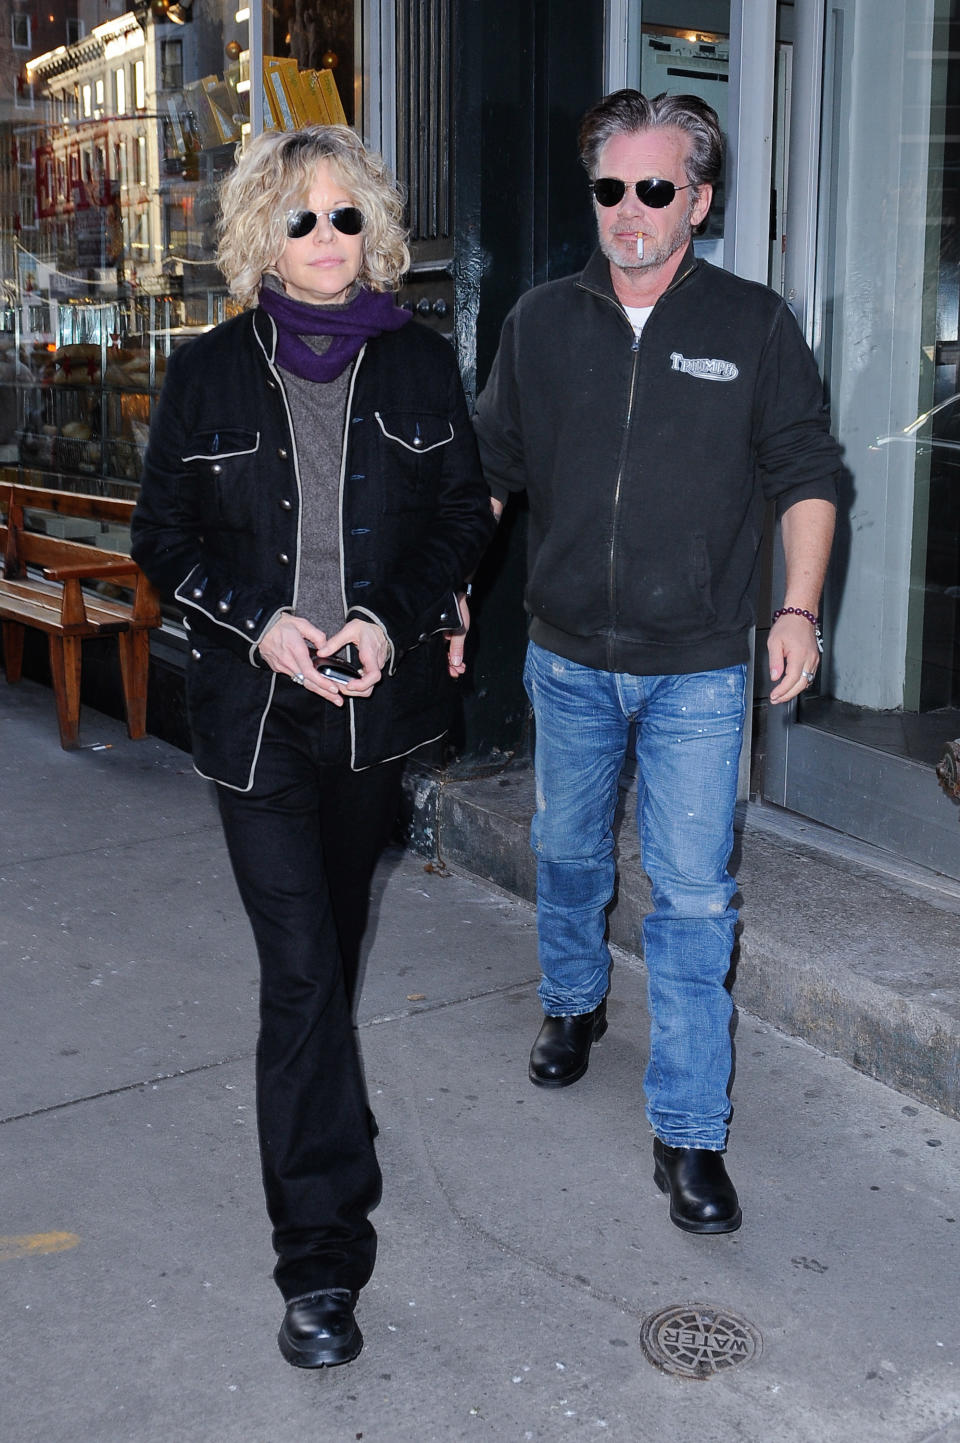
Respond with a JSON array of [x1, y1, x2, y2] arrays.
[[291, 672, 305, 685], [801, 669, 816, 682]]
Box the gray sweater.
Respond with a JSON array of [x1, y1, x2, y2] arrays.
[[279, 358, 352, 635]]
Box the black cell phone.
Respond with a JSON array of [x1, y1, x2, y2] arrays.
[[314, 647, 363, 684]]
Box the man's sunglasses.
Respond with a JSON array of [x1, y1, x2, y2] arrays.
[[590, 178, 693, 209], [285, 206, 365, 239]]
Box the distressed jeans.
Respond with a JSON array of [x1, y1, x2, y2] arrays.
[[523, 641, 746, 1150]]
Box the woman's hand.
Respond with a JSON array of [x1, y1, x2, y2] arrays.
[[315, 618, 390, 698], [258, 614, 388, 705]]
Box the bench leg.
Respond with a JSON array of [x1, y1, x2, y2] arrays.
[[2, 621, 25, 683], [117, 629, 150, 740], [48, 635, 82, 748]]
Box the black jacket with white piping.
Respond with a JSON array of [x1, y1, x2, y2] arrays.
[[131, 305, 496, 790]]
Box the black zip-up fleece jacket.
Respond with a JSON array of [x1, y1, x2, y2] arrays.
[[473, 246, 841, 676], [131, 306, 496, 790]]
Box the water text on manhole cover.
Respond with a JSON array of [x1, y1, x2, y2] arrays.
[[640, 1303, 762, 1379]]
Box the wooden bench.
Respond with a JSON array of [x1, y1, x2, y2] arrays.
[[0, 475, 161, 748]]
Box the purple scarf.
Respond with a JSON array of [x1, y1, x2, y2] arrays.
[[258, 282, 411, 382]]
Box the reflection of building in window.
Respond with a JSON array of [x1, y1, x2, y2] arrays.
[[160, 39, 183, 93], [11, 0, 244, 377], [12, 13, 32, 50], [131, 210, 149, 257]]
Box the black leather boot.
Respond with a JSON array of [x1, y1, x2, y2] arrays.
[[528, 1000, 607, 1088], [277, 1288, 363, 1368], [653, 1137, 742, 1234]]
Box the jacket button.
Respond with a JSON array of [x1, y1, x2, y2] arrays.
[[277, 552, 290, 565], [439, 611, 450, 624], [418, 632, 428, 643], [192, 586, 204, 598], [279, 497, 293, 510], [244, 618, 256, 631], [277, 447, 288, 460], [217, 599, 230, 613], [211, 463, 223, 475], [190, 648, 202, 660], [413, 436, 423, 448]]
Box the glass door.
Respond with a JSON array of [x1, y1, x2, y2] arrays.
[[625, 2, 731, 265], [765, 0, 960, 877]]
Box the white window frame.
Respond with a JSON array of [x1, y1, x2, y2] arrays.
[[11, 12, 31, 49]]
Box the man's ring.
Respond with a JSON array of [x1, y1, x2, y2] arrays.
[[291, 672, 305, 685], [801, 669, 816, 682]]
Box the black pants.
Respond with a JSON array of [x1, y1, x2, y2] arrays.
[[216, 682, 403, 1300]]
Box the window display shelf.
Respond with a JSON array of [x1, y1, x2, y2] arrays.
[[1, 306, 171, 497]]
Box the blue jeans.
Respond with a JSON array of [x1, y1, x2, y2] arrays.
[[522, 641, 746, 1150]]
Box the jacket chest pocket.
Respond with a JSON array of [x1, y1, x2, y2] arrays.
[[374, 410, 453, 511], [181, 429, 262, 528]]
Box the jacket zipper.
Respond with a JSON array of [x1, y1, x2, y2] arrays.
[[580, 257, 698, 667], [607, 324, 640, 666]]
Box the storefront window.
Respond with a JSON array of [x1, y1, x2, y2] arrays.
[[765, 0, 960, 876], [264, 1, 355, 128], [0, 0, 251, 495], [806, 2, 960, 739], [0, 1, 363, 498]]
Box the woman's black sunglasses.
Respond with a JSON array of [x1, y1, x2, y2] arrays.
[[590, 178, 693, 209], [285, 206, 365, 239]]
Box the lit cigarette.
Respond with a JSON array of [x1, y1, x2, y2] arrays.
[[636, 232, 645, 259]]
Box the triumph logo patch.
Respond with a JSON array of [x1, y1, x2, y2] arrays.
[[670, 351, 739, 381]]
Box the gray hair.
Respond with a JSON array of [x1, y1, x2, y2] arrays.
[[578, 89, 723, 189]]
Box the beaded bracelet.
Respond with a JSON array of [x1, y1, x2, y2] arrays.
[[772, 606, 824, 653]]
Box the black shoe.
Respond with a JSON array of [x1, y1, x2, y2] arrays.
[[653, 1137, 742, 1234], [528, 1000, 608, 1088], [277, 1289, 363, 1368]]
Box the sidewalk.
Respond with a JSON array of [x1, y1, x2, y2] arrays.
[[2, 680, 960, 1443]]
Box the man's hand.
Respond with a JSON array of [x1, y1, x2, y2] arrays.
[[770, 497, 835, 705], [446, 496, 502, 680], [768, 611, 821, 705], [446, 592, 470, 678]]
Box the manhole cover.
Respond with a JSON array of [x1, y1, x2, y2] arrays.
[[640, 1303, 762, 1379]]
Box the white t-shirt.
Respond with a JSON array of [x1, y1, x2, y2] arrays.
[[623, 304, 655, 339]]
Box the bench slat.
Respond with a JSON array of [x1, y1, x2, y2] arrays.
[[0, 580, 131, 634]]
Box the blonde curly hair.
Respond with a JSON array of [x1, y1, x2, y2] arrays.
[[218, 126, 410, 308]]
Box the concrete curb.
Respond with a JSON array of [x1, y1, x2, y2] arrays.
[[404, 761, 960, 1120]]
